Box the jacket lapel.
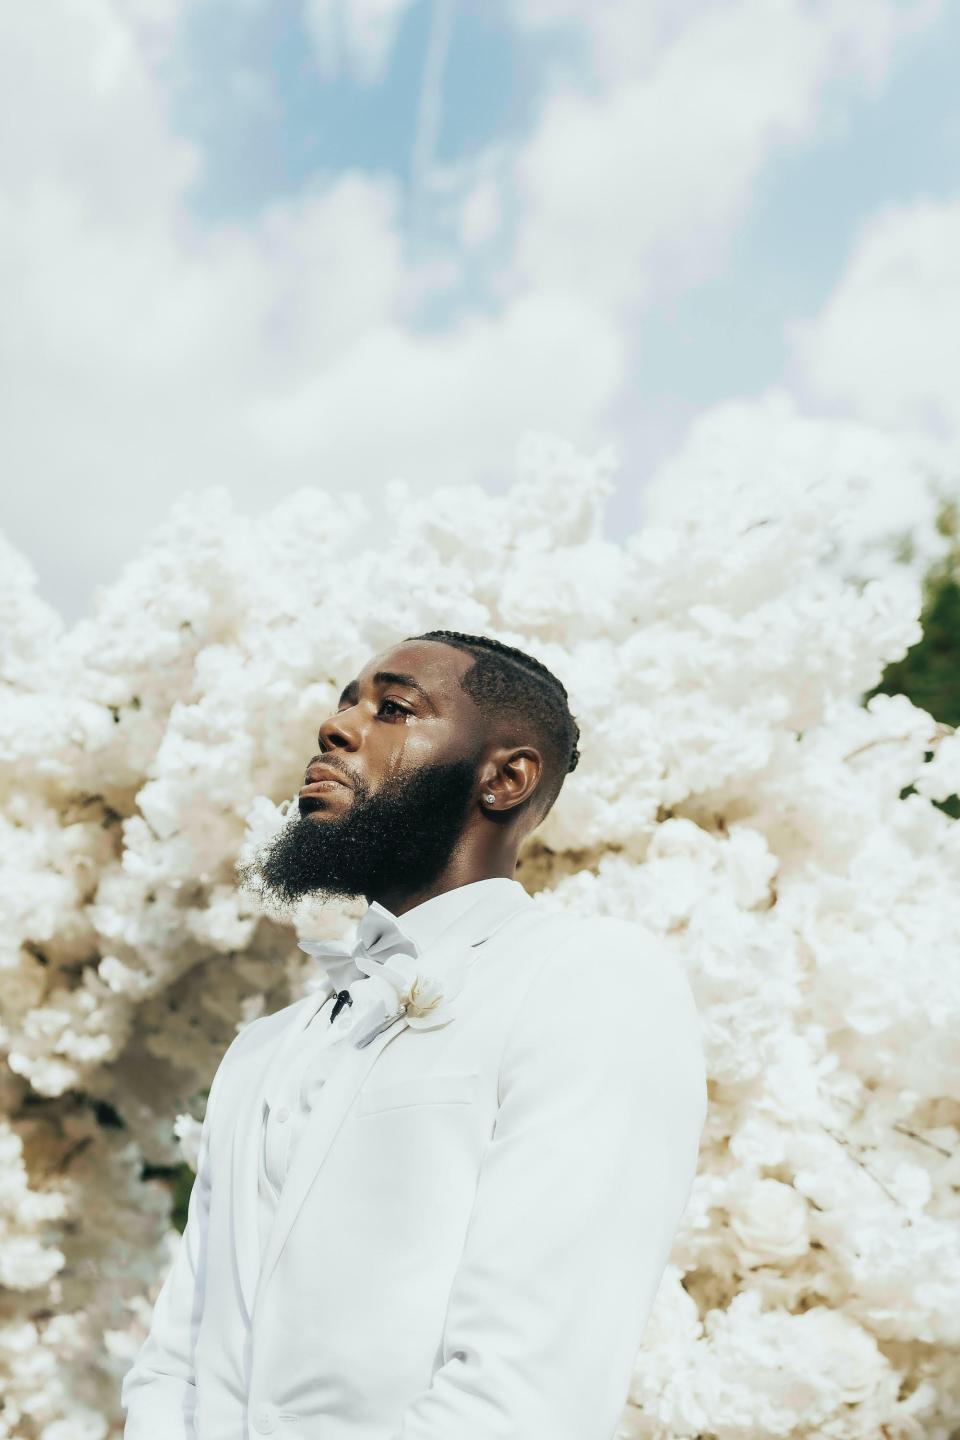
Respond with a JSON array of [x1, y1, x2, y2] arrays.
[[231, 883, 533, 1325], [229, 979, 334, 1326]]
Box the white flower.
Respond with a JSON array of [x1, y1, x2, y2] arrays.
[[4, 426, 960, 1433], [346, 953, 470, 1049], [728, 1178, 810, 1267]]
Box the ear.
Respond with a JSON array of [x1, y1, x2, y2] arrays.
[[481, 746, 543, 814]]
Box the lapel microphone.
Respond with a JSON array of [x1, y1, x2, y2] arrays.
[[330, 989, 353, 1023]]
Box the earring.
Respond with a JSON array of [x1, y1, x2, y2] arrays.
[[484, 792, 496, 804]]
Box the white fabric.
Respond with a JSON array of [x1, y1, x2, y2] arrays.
[[120, 877, 708, 1440]]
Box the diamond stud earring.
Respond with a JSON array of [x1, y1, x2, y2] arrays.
[[484, 792, 496, 804]]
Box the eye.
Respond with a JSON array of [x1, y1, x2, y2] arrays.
[[379, 698, 411, 719]]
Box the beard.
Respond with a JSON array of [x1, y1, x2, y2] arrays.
[[237, 752, 482, 915]]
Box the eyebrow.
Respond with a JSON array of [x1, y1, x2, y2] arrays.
[[337, 670, 439, 714]]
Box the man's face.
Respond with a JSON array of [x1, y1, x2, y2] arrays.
[[240, 640, 486, 911]]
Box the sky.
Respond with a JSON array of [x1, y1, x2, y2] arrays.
[[2, 0, 959, 623]]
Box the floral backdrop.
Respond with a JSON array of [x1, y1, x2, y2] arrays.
[[1, 432, 959, 1438]]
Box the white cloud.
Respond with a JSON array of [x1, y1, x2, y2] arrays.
[[792, 197, 960, 444], [459, 177, 502, 249], [303, 0, 417, 85], [0, 0, 950, 622], [246, 289, 622, 481], [0, 0, 623, 620], [513, 0, 728, 81], [0, 2, 197, 220], [511, 0, 942, 310], [125, 0, 196, 62], [512, 0, 941, 86]]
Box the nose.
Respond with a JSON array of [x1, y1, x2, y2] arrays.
[[317, 705, 360, 754]]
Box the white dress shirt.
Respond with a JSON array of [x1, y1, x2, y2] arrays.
[[257, 878, 520, 1266]]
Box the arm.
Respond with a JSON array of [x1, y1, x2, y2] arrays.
[[120, 1030, 243, 1440], [391, 918, 708, 1440]]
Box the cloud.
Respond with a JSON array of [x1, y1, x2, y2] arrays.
[[0, 2, 197, 219], [303, 0, 418, 85], [0, 0, 623, 621], [511, 0, 943, 311], [246, 289, 622, 483], [459, 177, 502, 250], [792, 197, 960, 443], [512, 0, 940, 86], [0, 0, 948, 622]]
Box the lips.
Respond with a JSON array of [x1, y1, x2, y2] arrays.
[[300, 763, 351, 794], [300, 789, 349, 812]]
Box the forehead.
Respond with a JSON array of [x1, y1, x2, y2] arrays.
[[352, 640, 475, 704]]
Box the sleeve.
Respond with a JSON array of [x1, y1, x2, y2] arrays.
[[120, 1028, 245, 1440], [389, 918, 708, 1440]]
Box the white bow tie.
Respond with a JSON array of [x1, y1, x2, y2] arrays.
[[297, 902, 420, 997], [297, 903, 427, 1041]]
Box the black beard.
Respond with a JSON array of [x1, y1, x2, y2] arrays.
[[237, 753, 481, 915]]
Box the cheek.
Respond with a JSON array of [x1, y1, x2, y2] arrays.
[[380, 726, 453, 781], [376, 727, 418, 782]]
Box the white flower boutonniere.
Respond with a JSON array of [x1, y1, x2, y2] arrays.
[[349, 953, 471, 1049]]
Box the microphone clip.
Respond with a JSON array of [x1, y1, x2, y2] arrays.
[[330, 989, 353, 1023]]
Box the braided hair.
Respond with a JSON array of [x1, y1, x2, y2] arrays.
[[407, 629, 581, 820]]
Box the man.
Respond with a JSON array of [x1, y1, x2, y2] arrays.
[[120, 629, 708, 1440]]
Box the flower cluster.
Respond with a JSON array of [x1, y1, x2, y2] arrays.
[[1, 427, 958, 1437]]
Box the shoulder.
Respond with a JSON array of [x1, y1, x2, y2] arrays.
[[509, 908, 702, 1048], [498, 910, 707, 1119], [523, 908, 686, 997]]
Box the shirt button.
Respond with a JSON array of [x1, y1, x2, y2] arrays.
[[274, 1106, 289, 1123], [253, 1401, 277, 1433]]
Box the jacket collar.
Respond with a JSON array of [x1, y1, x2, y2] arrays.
[[371, 876, 531, 958]]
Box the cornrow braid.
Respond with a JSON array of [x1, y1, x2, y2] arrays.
[[408, 629, 581, 821]]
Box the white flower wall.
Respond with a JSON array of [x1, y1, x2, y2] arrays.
[[1, 435, 958, 1438]]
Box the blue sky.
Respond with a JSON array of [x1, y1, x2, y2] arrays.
[[619, 14, 960, 469], [154, 0, 960, 453], [170, 0, 960, 350], [171, 3, 550, 218], [1, 0, 958, 620], [171, 2, 960, 226]]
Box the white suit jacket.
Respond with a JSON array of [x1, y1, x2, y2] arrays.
[[120, 878, 708, 1440]]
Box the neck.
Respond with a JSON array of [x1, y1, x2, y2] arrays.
[[372, 851, 517, 918]]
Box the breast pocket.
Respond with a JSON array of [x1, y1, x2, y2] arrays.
[[354, 1070, 482, 1116]]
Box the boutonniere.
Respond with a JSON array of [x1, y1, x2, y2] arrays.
[[398, 973, 446, 1020], [348, 953, 471, 1049]]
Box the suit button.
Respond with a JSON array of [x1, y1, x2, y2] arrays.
[[254, 1401, 277, 1433], [275, 1106, 289, 1123]]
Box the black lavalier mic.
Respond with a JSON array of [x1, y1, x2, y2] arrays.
[[330, 989, 353, 1022]]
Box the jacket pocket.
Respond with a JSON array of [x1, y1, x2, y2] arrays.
[[354, 1070, 482, 1116]]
